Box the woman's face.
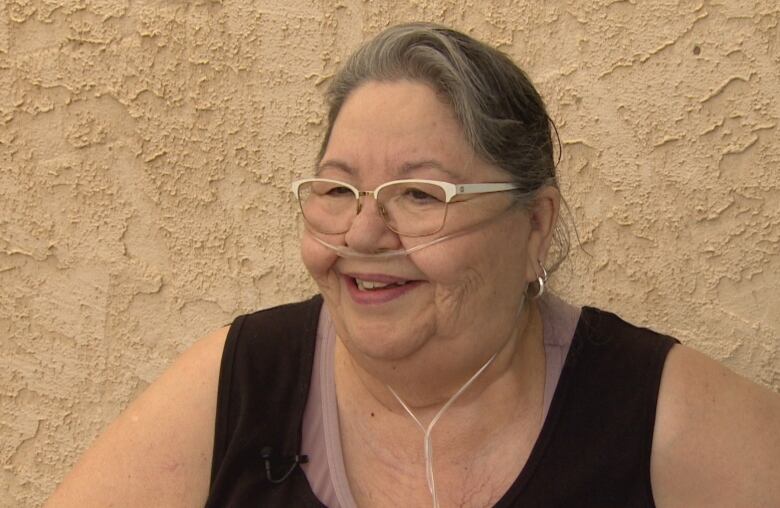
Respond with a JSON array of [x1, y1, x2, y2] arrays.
[[301, 80, 546, 365]]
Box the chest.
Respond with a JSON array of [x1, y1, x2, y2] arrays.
[[206, 302, 669, 507], [338, 411, 540, 508]]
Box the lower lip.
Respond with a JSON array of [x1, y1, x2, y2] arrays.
[[343, 276, 422, 305]]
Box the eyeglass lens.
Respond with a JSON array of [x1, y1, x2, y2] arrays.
[[297, 180, 448, 236]]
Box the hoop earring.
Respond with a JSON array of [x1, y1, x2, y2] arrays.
[[530, 260, 548, 299]]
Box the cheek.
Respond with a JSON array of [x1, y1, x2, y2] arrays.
[[411, 224, 529, 304], [300, 232, 340, 287], [432, 266, 483, 318], [409, 244, 487, 311]]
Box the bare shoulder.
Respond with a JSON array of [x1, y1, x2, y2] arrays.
[[45, 326, 230, 508], [651, 344, 780, 508]]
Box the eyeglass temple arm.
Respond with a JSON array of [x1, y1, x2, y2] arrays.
[[454, 183, 520, 195]]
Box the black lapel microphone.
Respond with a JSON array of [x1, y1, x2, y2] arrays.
[[261, 446, 309, 484]]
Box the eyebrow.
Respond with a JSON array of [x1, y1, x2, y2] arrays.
[[316, 159, 354, 176], [399, 160, 461, 179], [316, 159, 461, 180]]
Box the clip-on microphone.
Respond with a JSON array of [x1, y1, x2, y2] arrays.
[[261, 446, 309, 484]]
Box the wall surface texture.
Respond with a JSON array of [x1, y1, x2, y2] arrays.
[[1, 0, 778, 505]]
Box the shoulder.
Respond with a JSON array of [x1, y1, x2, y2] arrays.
[[651, 344, 780, 507], [571, 306, 678, 372], [229, 295, 323, 345], [45, 296, 324, 508], [216, 295, 322, 391], [45, 326, 230, 507]]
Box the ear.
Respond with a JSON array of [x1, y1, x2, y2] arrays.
[[524, 186, 561, 284]]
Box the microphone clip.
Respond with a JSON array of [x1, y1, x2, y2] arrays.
[[261, 446, 309, 484]]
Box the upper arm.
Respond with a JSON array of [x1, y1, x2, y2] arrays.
[[651, 344, 780, 508], [44, 326, 229, 508]]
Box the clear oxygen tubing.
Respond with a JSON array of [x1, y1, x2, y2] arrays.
[[306, 198, 521, 259], [310, 230, 464, 259], [386, 352, 498, 508], [386, 290, 529, 508], [307, 198, 529, 505]]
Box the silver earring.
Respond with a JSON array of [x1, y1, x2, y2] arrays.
[[530, 260, 548, 299]]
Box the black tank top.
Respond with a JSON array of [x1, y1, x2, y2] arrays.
[[206, 295, 677, 507]]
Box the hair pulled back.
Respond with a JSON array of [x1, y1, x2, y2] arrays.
[[319, 22, 569, 272]]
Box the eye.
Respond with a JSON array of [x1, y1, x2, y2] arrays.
[[379, 182, 447, 208], [403, 187, 443, 203], [325, 185, 353, 196], [309, 181, 354, 198]]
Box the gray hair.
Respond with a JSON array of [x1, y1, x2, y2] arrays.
[[319, 22, 570, 273]]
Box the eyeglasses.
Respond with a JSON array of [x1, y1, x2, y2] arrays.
[[291, 178, 521, 237]]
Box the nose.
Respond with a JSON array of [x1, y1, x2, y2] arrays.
[[344, 194, 402, 253]]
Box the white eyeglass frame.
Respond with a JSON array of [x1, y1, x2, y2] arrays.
[[291, 178, 520, 203], [291, 178, 522, 236]]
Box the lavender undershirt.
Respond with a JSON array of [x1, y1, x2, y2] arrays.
[[300, 295, 581, 508]]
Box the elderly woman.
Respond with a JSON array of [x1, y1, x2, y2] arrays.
[[47, 23, 779, 508]]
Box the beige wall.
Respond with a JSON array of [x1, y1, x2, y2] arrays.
[[1, 0, 778, 505]]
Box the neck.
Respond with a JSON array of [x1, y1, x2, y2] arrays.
[[335, 300, 545, 422]]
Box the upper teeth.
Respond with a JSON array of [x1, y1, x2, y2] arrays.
[[355, 279, 406, 291]]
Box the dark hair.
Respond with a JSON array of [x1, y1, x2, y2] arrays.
[[319, 22, 569, 272]]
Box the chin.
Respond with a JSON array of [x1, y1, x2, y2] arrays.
[[337, 311, 433, 362]]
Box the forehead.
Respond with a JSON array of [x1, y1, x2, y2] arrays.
[[320, 80, 500, 182]]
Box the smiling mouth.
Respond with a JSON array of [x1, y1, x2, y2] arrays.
[[354, 278, 410, 291]]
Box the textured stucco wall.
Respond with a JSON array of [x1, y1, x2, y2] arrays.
[[1, 0, 778, 505]]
